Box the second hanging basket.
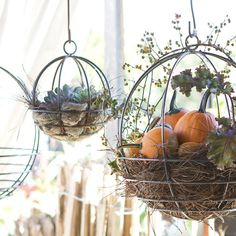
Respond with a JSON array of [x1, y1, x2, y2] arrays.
[[116, 39, 236, 221]]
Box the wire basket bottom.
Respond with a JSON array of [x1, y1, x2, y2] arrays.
[[119, 157, 236, 221]]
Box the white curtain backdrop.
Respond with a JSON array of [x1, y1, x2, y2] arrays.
[[0, 0, 105, 143], [0, 0, 106, 187], [0, 0, 105, 79]]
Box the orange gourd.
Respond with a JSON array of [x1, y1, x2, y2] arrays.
[[158, 90, 188, 129], [140, 124, 177, 158], [178, 142, 206, 157], [124, 137, 142, 158], [174, 90, 218, 144]]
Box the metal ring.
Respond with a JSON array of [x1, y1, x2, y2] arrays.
[[185, 35, 200, 50], [63, 40, 77, 55]]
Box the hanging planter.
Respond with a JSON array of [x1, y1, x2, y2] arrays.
[[28, 49, 116, 142], [0, 67, 39, 199], [27, 0, 119, 142], [110, 2, 236, 221]]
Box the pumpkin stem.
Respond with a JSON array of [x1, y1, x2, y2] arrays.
[[156, 123, 173, 130], [169, 90, 177, 110], [198, 89, 211, 113]]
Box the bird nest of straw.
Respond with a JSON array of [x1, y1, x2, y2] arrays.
[[115, 145, 236, 221]]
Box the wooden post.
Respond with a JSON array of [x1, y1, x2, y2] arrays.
[[203, 222, 209, 236], [83, 204, 91, 236], [107, 195, 124, 236], [28, 216, 43, 236], [64, 168, 83, 236], [90, 205, 97, 236], [96, 202, 107, 236], [40, 215, 55, 236], [14, 220, 21, 236], [203, 219, 215, 236], [123, 198, 133, 236], [56, 165, 67, 236]]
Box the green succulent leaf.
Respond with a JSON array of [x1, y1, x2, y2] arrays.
[[42, 84, 123, 118]]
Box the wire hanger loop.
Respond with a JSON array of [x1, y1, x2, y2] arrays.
[[67, 0, 72, 43], [188, 0, 197, 37]]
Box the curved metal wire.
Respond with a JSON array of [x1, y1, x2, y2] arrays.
[[31, 53, 111, 141], [119, 42, 236, 218], [32, 55, 110, 106], [67, 0, 72, 43], [189, 0, 197, 37], [0, 67, 39, 199], [0, 127, 39, 199], [120, 44, 236, 143]]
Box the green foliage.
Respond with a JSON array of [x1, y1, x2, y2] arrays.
[[206, 117, 236, 169], [43, 84, 98, 105], [108, 159, 120, 175], [43, 84, 123, 118], [171, 65, 234, 97]]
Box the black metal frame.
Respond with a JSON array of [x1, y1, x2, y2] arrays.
[[32, 54, 111, 109], [118, 27, 236, 215], [30, 0, 111, 141], [0, 67, 39, 199]]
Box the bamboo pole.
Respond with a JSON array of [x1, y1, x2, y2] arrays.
[[203, 219, 215, 236], [83, 203, 91, 236], [90, 205, 97, 236], [123, 198, 133, 236], [64, 168, 83, 236], [96, 172, 109, 236], [56, 165, 67, 236], [28, 216, 43, 236], [40, 215, 55, 236], [22, 221, 29, 236], [203, 222, 209, 236], [70, 181, 83, 236], [14, 220, 21, 236], [95, 201, 107, 236], [147, 210, 150, 236], [107, 194, 124, 236]]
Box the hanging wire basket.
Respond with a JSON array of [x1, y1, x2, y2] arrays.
[[27, 0, 117, 142], [28, 41, 113, 142], [116, 10, 236, 220], [0, 67, 39, 199]]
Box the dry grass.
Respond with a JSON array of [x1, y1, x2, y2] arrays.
[[117, 146, 236, 221]]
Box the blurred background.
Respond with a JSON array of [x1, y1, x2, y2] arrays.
[[0, 0, 236, 235]]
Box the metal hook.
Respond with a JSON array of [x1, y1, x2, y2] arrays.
[[188, 0, 197, 37], [67, 0, 72, 42]]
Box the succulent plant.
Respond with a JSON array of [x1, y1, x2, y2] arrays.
[[42, 84, 99, 107]]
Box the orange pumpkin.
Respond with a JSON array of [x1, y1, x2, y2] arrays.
[[140, 124, 177, 158], [158, 90, 188, 129], [124, 137, 142, 158], [178, 142, 206, 157], [174, 90, 218, 144]]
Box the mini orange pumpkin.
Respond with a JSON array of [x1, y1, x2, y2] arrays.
[[124, 137, 142, 158], [174, 90, 218, 144], [158, 90, 188, 129], [178, 142, 206, 157], [140, 124, 177, 158]]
